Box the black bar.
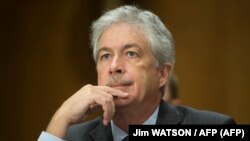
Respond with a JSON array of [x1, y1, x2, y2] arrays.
[[129, 125, 250, 141]]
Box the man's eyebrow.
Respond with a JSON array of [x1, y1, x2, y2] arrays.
[[97, 47, 111, 55], [97, 43, 141, 55]]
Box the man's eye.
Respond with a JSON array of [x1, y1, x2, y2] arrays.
[[127, 51, 138, 57], [100, 54, 111, 60]]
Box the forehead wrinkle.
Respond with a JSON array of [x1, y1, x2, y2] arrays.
[[122, 43, 141, 50], [98, 42, 142, 54]]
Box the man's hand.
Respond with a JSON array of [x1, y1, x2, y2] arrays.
[[46, 84, 128, 139]]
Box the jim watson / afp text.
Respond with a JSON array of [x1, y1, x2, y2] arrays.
[[132, 128, 244, 137]]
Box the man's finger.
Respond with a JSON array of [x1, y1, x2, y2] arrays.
[[100, 86, 128, 98]]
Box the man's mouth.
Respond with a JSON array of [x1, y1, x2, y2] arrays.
[[109, 83, 130, 87], [106, 81, 133, 96], [107, 80, 134, 88], [105, 75, 134, 92], [107, 82, 133, 99]]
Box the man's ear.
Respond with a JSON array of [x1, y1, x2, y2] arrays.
[[159, 63, 172, 88]]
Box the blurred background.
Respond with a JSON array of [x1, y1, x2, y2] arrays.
[[1, 0, 249, 140]]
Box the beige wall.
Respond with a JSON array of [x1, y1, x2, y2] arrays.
[[139, 0, 250, 123], [1, 0, 100, 140], [1, 0, 249, 141]]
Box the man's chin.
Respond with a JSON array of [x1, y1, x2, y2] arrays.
[[114, 98, 129, 107]]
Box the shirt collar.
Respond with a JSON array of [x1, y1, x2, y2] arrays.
[[111, 105, 159, 141]]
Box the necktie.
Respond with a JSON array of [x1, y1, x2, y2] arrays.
[[122, 136, 128, 141]]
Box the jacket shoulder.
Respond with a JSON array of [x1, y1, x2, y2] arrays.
[[66, 117, 101, 141], [175, 105, 236, 124]]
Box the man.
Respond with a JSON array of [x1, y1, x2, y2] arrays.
[[38, 5, 235, 141], [162, 74, 180, 105]]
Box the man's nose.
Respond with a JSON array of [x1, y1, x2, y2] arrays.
[[109, 56, 125, 74]]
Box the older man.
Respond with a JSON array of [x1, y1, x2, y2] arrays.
[[38, 5, 235, 141]]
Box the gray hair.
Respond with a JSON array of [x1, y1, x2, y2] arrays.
[[91, 5, 175, 67]]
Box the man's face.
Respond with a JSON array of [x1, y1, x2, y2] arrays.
[[97, 23, 166, 107]]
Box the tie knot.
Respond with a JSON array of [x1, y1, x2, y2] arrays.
[[122, 136, 128, 141]]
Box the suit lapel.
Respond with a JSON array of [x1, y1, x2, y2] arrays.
[[89, 100, 182, 141], [90, 122, 113, 141], [156, 100, 183, 125]]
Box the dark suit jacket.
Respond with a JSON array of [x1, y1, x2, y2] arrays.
[[66, 100, 236, 141]]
